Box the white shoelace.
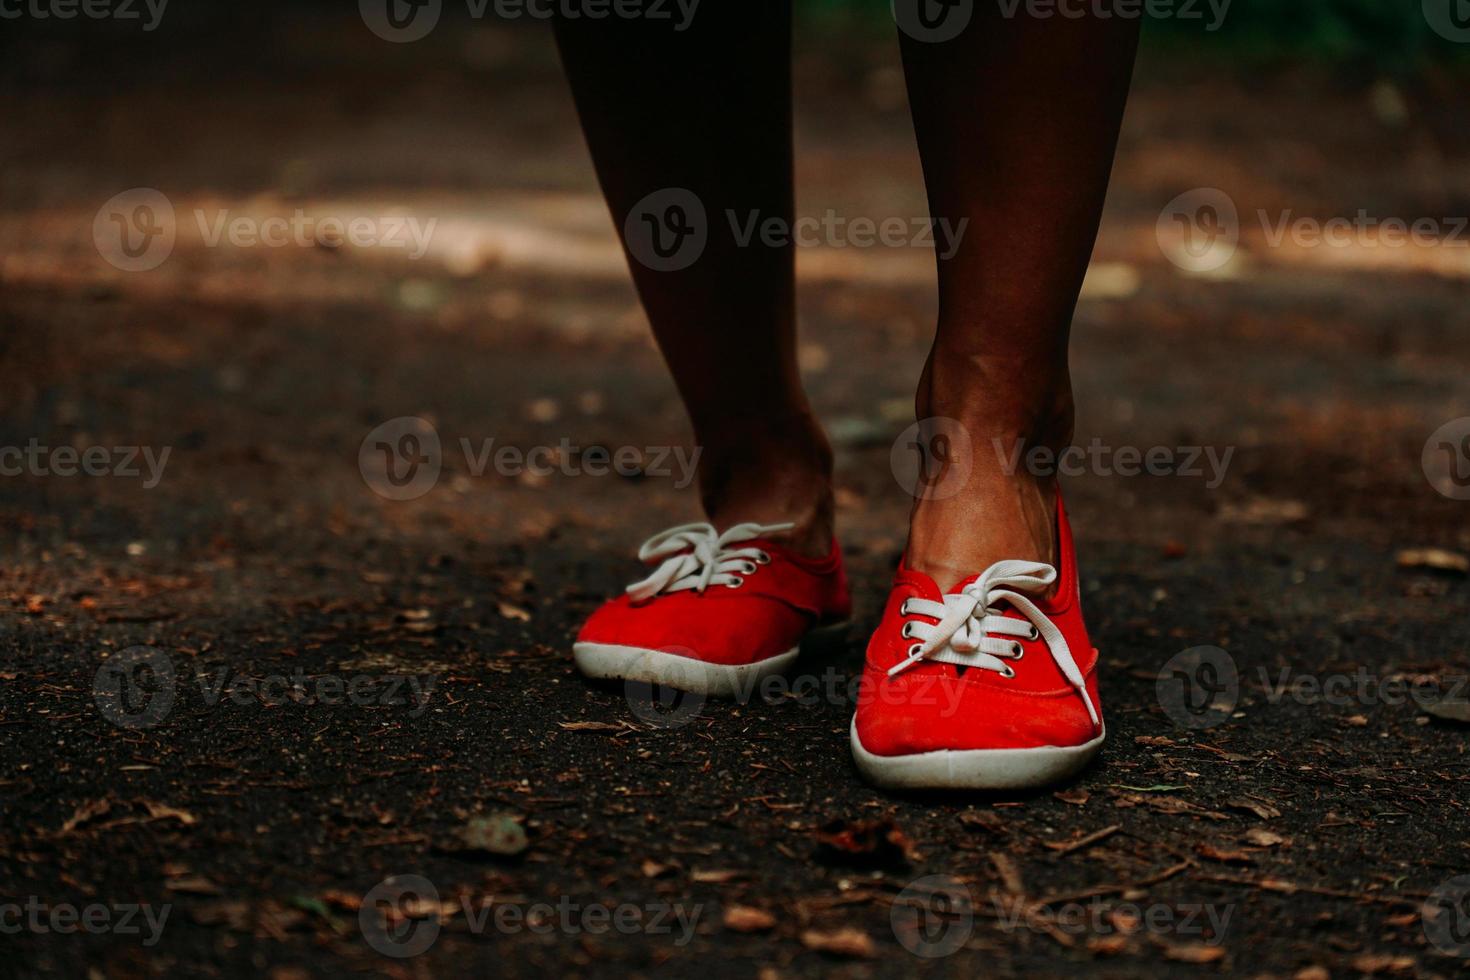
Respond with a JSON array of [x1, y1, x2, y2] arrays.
[[888, 560, 1100, 728], [625, 522, 793, 601]]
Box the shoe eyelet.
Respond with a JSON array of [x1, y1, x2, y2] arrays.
[[754, 551, 771, 565], [1000, 664, 1016, 679], [908, 643, 922, 658], [900, 623, 914, 639], [1011, 642, 1024, 658], [724, 578, 743, 589], [899, 600, 910, 616], [1027, 625, 1040, 641], [743, 562, 758, 575]]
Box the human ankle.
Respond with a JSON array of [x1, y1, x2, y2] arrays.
[[694, 417, 835, 557]]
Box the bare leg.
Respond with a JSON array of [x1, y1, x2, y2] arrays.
[[898, 7, 1141, 589], [553, 2, 833, 555]]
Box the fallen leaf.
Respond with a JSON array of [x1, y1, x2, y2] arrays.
[[958, 810, 1006, 833], [723, 905, 776, 933], [141, 801, 198, 826], [1243, 828, 1286, 847], [814, 818, 918, 869], [1349, 953, 1416, 974], [1224, 797, 1281, 820], [1422, 699, 1470, 725], [1053, 788, 1090, 806], [440, 813, 528, 858], [165, 874, 222, 895], [691, 869, 745, 884], [800, 927, 875, 958], [1087, 934, 1130, 955], [1395, 548, 1469, 575], [558, 720, 632, 733], [641, 859, 676, 879], [59, 799, 112, 835], [1218, 497, 1308, 526], [1163, 943, 1226, 964], [498, 602, 532, 622]]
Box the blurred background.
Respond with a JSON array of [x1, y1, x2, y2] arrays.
[[3, 3, 1470, 977]]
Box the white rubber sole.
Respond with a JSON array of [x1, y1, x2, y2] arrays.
[[849, 718, 1105, 791], [573, 642, 801, 699]]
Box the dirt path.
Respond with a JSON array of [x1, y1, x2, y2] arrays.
[[3, 16, 1470, 979]]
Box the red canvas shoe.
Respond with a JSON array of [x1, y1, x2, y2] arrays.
[[850, 497, 1103, 790], [574, 522, 851, 697]]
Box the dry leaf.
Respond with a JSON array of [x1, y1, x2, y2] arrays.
[[142, 801, 198, 826], [1224, 797, 1281, 820], [1422, 699, 1470, 725], [440, 813, 527, 857], [1218, 497, 1308, 526], [1163, 943, 1226, 964], [1087, 935, 1130, 955], [1053, 788, 1090, 806], [558, 720, 630, 733], [723, 905, 776, 933], [1395, 548, 1469, 575], [1243, 828, 1286, 847], [814, 818, 918, 868], [498, 602, 532, 622], [59, 799, 112, 835], [691, 869, 744, 884], [800, 928, 875, 958]]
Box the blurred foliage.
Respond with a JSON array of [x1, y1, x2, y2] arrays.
[[795, 0, 1470, 69]]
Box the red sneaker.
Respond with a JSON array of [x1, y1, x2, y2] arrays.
[[850, 497, 1103, 790], [574, 522, 851, 697]]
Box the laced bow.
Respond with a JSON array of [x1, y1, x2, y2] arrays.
[[625, 522, 792, 601], [888, 560, 1100, 728]]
